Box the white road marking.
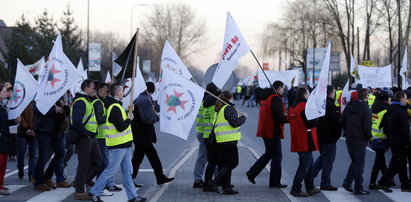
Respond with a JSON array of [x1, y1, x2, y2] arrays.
[[380, 189, 411, 202], [5, 165, 28, 178], [0, 185, 26, 197], [321, 189, 361, 202], [26, 187, 74, 202]]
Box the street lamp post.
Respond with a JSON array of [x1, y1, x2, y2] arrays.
[[130, 3, 147, 38]]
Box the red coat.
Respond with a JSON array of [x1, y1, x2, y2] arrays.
[[256, 94, 285, 139], [287, 102, 318, 152]]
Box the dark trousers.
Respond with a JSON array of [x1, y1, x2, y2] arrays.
[[132, 142, 166, 183], [204, 142, 222, 184], [34, 132, 66, 185], [291, 151, 315, 193], [17, 136, 38, 177], [63, 130, 75, 167], [44, 132, 66, 183], [211, 143, 238, 191], [74, 136, 102, 193], [247, 136, 282, 186], [379, 146, 410, 189], [343, 144, 366, 192], [312, 143, 336, 187], [370, 149, 388, 184], [407, 141, 411, 181]]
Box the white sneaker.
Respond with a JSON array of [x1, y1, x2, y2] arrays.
[[101, 189, 113, 196]]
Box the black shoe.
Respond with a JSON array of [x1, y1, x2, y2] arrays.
[[381, 185, 393, 193], [193, 180, 204, 188], [106, 185, 122, 192], [128, 196, 147, 202], [88, 193, 104, 202], [354, 189, 370, 195], [270, 184, 288, 188], [204, 180, 220, 193], [223, 189, 239, 195], [320, 186, 338, 191], [133, 181, 143, 188], [369, 183, 381, 190], [342, 184, 353, 192], [246, 172, 256, 184], [18, 168, 24, 179], [157, 177, 174, 185], [308, 188, 321, 195], [290, 191, 309, 197]]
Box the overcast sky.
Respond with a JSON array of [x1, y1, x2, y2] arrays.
[[0, 0, 287, 73]]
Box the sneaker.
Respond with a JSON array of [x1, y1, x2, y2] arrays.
[[56, 181, 72, 188], [290, 191, 309, 197], [106, 185, 122, 192], [308, 188, 321, 195], [354, 189, 370, 195], [34, 184, 51, 191], [101, 189, 113, 196], [18, 168, 24, 179], [75, 192, 91, 200], [193, 180, 205, 188], [88, 193, 104, 202], [45, 179, 56, 189], [128, 196, 147, 202], [369, 183, 381, 190], [0, 189, 9, 195]]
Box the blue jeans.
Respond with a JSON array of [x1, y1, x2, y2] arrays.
[[96, 139, 115, 187], [17, 136, 38, 177], [247, 136, 283, 186], [291, 151, 315, 193], [90, 148, 138, 200], [312, 143, 336, 187], [193, 132, 207, 181], [343, 144, 366, 192], [34, 132, 66, 185]]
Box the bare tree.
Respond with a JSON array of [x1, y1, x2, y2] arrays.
[[362, 0, 382, 60], [141, 3, 207, 74]]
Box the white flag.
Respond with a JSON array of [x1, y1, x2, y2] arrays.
[[77, 58, 87, 79], [8, 59, 39, 120], [70, 59, 87, 95], [400, 47, 408, 89], [38, 33, 63, 83], [25, 57, 45, 76], [305, 42, 331, 120], [160, 40, 192, 80], [35, 38, 82, 115], [340, 79, 352, 113], [122, 64, 147, 110], [112, 52, 122, 77], [105, 71, 112, 84], [212, 12, 251, 89], [159, 67, 205, 140]]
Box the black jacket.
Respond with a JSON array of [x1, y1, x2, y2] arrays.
[[132, 92, 159, 146], [340, 100, 372, 147], [383, 103, 410, 148], [93, 96, 106, 125], [317, 97, 342, 145], [71, 92, 97, 137], [105, 96, 132, 149], [0, 103, 11, 153]]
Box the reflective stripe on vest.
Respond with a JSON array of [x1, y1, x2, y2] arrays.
[[214, 105, 241, 143], [195, 103, 205, 133], [202, 105, 216, 139], [70, 97, 98, 133], [92, 98, 108, 139], [371, 110, 387, 139], [105, 103, 133, 146]]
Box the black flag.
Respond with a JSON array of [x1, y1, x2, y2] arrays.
[[114, 33, 136, 82]]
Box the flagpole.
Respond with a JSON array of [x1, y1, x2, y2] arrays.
[[163, 67, 246, 116], [129, 28, 139, 111], [250, 49, 287, 113]]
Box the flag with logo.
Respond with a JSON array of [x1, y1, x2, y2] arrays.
[[159, 67, 205, 140], [305, 42, 331, 120], [160, 40, 192, 80], [25, 57, 45, 76], [122, 63, 147, 110], [340, 79, 352, 113], [35, 37, 82, 115], [400, 47, 408, 89], [212, 12, 251, 89], [8, 59, 39, 119]]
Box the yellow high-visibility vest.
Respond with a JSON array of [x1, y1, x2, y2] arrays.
[[335, 90, 342, 107], [371, 110, 387, 139], [368, 94, 376, 108], [202, 105, 216, 139], [105, 103, 133, 146], [214, 105, 241, 143], [70, 97, 97, 133], [195, 102, 204, 134], [92, 98, 108, 139]]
